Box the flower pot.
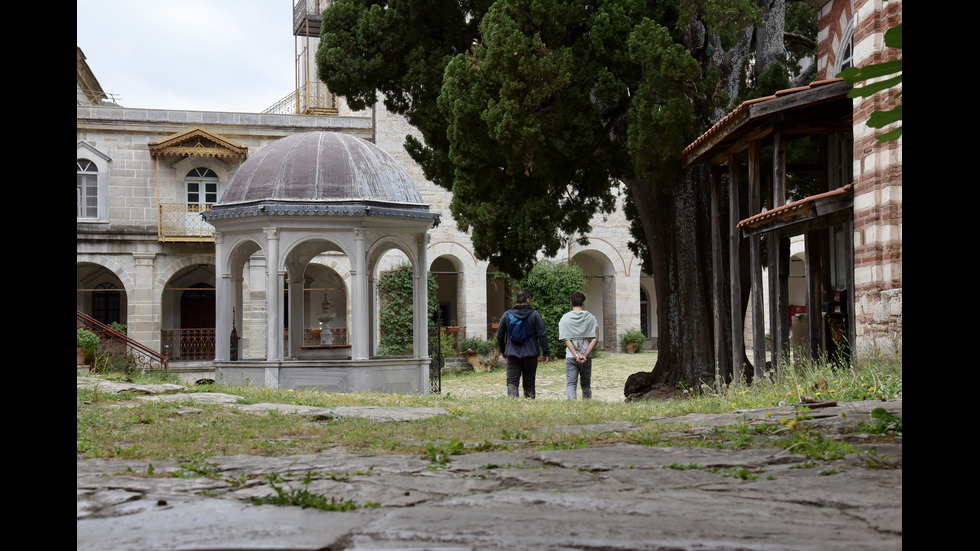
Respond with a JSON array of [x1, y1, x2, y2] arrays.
[[490, 323, 499, 330], [624, 343, 637, 354], [446, 327, 459, 334], [77, 347, 87, 365]]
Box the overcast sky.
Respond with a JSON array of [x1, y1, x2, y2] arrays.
[[77, 0, 297, 113]]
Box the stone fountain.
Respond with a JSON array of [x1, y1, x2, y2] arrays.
[[315, 293, 336, 345]]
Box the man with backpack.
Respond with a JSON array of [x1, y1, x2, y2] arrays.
[[496, 290, 551, 398]]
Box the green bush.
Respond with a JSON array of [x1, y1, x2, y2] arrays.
[[513, 262, 586, 356], [620, 328, 645, 352], [77, 327, 100, 352], [460, 337, 497, 355], [377, 264, 438, 356]]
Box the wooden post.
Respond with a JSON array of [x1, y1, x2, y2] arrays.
[[728, 154, 743, 382], [748, 141, 766, 379], [710, 167, 730, 382]]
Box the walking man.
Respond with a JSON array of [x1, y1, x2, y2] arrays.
[[558, 291, 599, 400], [496, 290, 551, 398]]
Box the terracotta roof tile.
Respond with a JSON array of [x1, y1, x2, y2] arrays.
[[679, 78, 847, 161], [737, 184, 852, 229]]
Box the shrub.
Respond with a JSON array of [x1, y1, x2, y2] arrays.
[[460, 337, 497, 356], [377, 264, 438, 356], [513, 262, 586, 356], [77, 327, 100, 352], [620, 328, 645, 352]]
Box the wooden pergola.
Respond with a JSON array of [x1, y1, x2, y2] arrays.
[[680, 79, 856, 380]]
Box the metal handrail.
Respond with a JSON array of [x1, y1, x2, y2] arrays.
[[76, 311, 169, 372]]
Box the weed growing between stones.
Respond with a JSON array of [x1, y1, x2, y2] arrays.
[[251, 473, 378, 511], [422, 439, 465, 468]]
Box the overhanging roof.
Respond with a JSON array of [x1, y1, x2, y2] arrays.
[[680, 79, 852, 168], [737, 184, 853, 236], [148, 127, 249, 160]]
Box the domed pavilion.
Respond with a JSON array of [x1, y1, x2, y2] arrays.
[[203, 131, 439, 393]]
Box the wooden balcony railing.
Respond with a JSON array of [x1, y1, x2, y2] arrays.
[[158, 202, 215, 242]]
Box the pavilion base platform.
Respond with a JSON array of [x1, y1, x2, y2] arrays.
[[297, 345, 352, 360], [213, 357, 430, 393]]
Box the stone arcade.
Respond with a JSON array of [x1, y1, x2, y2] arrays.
[[203, 131, 438, 392]]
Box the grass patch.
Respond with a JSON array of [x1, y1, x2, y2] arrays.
[[77, 351, 900, 460]]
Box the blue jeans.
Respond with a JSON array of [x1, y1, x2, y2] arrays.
[[565, 356, 592, 400]]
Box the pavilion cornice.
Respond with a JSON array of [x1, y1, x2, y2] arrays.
[[148, 126, 248, 160], [203, 200, 440, 224]]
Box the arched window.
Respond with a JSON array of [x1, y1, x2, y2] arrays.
[[93, 282, 121, 325], [833, 16, 855, 76], [185, 167, 219, 211], [77, 159, 99, 218]]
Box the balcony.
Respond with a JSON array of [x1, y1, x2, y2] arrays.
[[158, 202, 215, 242], [293, 0, 330, 36], [262, 82, 339, 116]]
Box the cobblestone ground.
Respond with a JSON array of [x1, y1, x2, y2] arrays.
[[442, 351, 656, 401]]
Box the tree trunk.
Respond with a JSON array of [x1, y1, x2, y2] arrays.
[[625, 164, 717, 390]]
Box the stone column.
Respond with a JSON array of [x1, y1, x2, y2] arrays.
[[130, 252, 158, 353], [351, 229, 369, 360], [414, 233, 429, 359], [214, 233, 230, 361], [264, 228, 281, 362]]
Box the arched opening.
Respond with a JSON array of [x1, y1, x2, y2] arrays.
[[640, 274, 658, 348], [485, 264, 512, 340], [430, 255, 462, 329], [283, 237, 352, 360], [570, 250, 617, 349], [301, 260, 350, 347], [76, 262, 127, 326], [162, 264, 216, 361]]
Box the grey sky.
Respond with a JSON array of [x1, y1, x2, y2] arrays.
[[77, 0, 298, 113]]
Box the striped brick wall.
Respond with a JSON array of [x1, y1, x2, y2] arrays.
[[850, 0, 903, 355]]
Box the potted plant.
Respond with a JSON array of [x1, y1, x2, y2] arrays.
[[490, 316, 500, 330], [620, 328, 645, 354], [77, 326, 99, 365], [446, 320, 459, 334], [310, 325, 322, 337]]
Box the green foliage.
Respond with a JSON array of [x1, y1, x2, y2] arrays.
[[422, 439, 465, 467], [778, 429, 853, 461], [316, 0, 817, 386], [77, 327, 99, 352], [251, 474, 378, 511], [376, 264, 438, 356], [460, 337, 497, 356], [838, 22, 902, 143], [858, 407, 902, 435], [620, 328, 645, 351], [439, 330, 460, 358], [513, 261, 586, 355]]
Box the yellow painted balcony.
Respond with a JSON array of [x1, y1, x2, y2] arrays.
[[262, 82, 339, 116], [158, 202, 215, 242]]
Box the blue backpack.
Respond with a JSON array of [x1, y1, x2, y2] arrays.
[[506, 312, 531, 344]]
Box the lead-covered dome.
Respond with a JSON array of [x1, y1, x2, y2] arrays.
[[219, 131, 424, 205]]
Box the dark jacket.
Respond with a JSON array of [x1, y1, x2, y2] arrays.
[[496, 304, 551, 358]]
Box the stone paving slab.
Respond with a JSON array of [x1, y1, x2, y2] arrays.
[[77, 378, 901, 550]]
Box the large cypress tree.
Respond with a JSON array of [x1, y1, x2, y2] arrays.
[[317, 0, 815, 389]]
